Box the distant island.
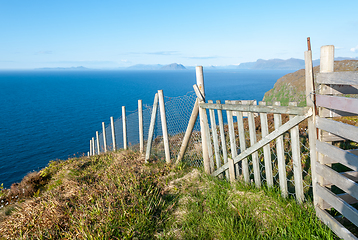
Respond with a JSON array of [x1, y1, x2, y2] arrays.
[[126, 63, 186, 70], [35, 66, 89, 71]]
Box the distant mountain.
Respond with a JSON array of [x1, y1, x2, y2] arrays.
[[36, 66, 89, 70], [237, 58, 305, 70], [160, 63, 186, 70], [126, 64, 163, 70]]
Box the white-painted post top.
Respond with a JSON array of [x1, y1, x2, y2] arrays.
[[320, 45, 334, 73]]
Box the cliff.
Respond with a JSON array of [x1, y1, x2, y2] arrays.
[[263, 60, 358, 106]]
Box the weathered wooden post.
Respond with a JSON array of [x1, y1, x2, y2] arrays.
[[138, 100, 144, 153], [259, 101, 273, 187], [273, 101, 288, 197], [96, 131, 100, 155], [89, 139, 92, 156], [92, 137, 96, 155], [216, 100, 229, 180], [197, 66, 211, 174], [110, 116, 116, 151], [158, 90, 171, 163], [226, 100, 237, 182], [102, 122, 107, 153], [289, 102, 304, 203], [145, 93, 159, 163], [122, 106, 127, 150]]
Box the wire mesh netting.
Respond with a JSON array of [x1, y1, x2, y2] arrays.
[[95, 91, 202, 165], [93, 92, 312, 200]]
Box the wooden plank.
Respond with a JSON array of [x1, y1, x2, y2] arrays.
[[316, 72, 358, 85], [236, 106, 250, 183], [259, 102, 273, 187], [138, 100, 144, 153], [321, 131, 346, 142], [212, 111, 312, 177], [226, 101, 237, 180], [122, 106, 127, 150], [89, 139, 92, 156], [232, 100, 257, 117], [92, 137, 95, 155], [316, 95, 358, 115], [208, 100, 221, 169], [317, 141, 358, 171], [110, 116, 116, 151], [102, 122, 107, 153], [289, 102, 304, 203], [200, 102, 310, 115], [338, 193, 358, 205], [176, 98, 199, 164], [96, 131, 100, 154], [204, 108, 215, 172], [316, 117, 358, 143], [158, 90, 171, 164], [145, 93, 159, 163], [248, 111, 261, 187], [316, 184, 358, 229], [216, 100, 229, 180], [316, 162, 358, 201], [320, 107, 357, 118], [274, 102, 288, 198], [319, 84, 358, 95], [315, 206, 358, 240], [341, 171, 358, 182]]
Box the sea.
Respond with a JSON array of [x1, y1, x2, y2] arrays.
[[0, 69, 293, 188]]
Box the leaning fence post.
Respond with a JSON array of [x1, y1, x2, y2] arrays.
[[145, 93, 159, 163], [176, 98, 199, 164], [102, 122, 107, 153], [122, 106, 127, 150], [158, 90, 171, 163], [196, 66, 211, 174], [138, 100, 144, 153], [273, 101, 288, 197], [96, 131, 100, 155], [110, 116, 116, 151]]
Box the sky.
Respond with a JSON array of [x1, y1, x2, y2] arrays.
[[0, 0, 357, 69]]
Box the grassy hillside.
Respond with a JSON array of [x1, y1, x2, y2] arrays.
[[0, 150, 337, 239], [263, 60, 358, 106]]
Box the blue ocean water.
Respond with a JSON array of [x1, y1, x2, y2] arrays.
[[0, 69, 292, 187]]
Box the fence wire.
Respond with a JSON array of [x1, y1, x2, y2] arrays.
[[93, 92, 313, 200]]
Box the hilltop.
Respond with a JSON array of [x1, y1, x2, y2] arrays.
[[263, 60, 358, 106]]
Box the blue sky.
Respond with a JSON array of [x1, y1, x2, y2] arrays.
[[0, 0, 357, 69]]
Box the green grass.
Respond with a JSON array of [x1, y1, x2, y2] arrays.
[[0, 150, 338, 239]]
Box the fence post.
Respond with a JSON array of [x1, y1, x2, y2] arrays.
[[92, 137, 95, 155], [176, 98, 199, 164], [248, 110, 261, 187], [216, 100, 229, 180], [226, 100, 237, 181], [196, 66, 211, 174], [122, 106, 127, 150], [110, 116, 116, 151], [305, 48, 318, 206], [102, 122, 107, 153], [138, 100, 144, 153], [273, 101, 288, 198], [89, 139, 92, 156], [208, 100, 221, 170], [259, 101, 273, 187], [289, 102, 304, 203], [158, 90, 171, 163], [96, 131, 100, 155], [236, 102, 250, 183], [145, 93, 159, 163]]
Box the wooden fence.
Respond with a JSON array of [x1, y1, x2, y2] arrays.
[[306, 45, 358, 240]]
